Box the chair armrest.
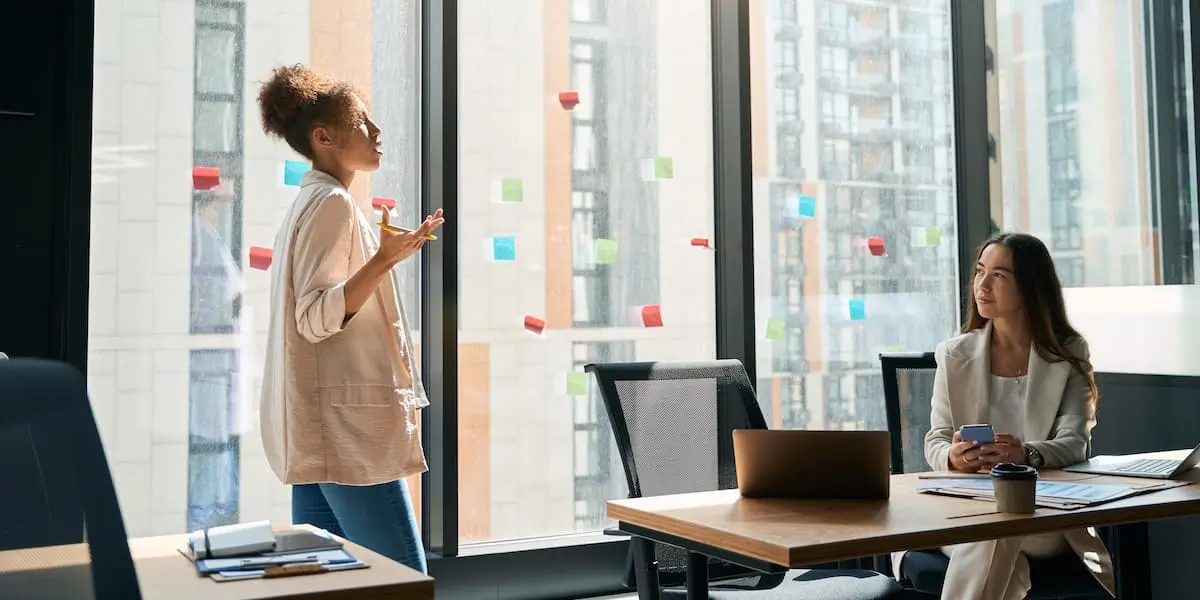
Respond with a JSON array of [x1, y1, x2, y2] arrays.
[[603, 526, 630, 537]]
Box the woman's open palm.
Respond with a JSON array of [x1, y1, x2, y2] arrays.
[[377, 207, 445, 267]]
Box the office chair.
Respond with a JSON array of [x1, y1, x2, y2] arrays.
[[0, 359, 141, 599], [878, 352, 1108, 599], [587, 359, 903, 600]]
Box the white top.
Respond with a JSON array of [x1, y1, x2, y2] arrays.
[[988, 374, 1025, 438]]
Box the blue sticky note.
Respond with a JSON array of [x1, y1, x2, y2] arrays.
[[797, 194, 816, 218], [283, 160, 310, 186], [848, 298, 866, 321], [492, 236, 516, 261]]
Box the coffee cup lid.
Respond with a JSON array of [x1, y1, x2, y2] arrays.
[[991, 462, 1038, 480]]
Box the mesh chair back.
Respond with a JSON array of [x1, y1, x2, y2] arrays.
[[0, 359, 141, 599], [586, 360, 768, 583], [880, 352, 938, 475]]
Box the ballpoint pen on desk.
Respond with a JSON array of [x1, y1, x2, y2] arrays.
[[379, 220, 438, 240]]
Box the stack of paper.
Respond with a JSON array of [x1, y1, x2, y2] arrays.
[[918, 478, 1138, 509], [196, 548, 366, 582]]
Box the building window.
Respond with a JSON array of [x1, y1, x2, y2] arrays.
[[188, 0, 246, 533], [572, 342, 632, 530], [570, 40, 614, 327]]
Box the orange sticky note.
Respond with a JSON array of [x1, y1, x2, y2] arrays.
[[867, 237, 886, 256], [192, 166, 220, 191], [690, 237, 712, 249], [558, 91, 580, 110], [523, 315, 546, 336], [249, 246, 273, 270], [372, 196, 396, 210], [641, 305, 663, 328]]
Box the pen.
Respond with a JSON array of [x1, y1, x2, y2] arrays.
[[379, 221, 438, 240], [264, 562, 327, 578], [917, 473, 991, 480]]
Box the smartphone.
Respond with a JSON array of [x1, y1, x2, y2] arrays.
[[959, 423, 995, 445]]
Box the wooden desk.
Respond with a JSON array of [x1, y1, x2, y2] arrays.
[[0, 526, 433, 600], [609, 461, 1200, 600]]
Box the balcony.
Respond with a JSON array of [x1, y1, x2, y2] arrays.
[[775, 22, 802, 41], [819, 26, 892, 52], [776, 71, 805, 88]]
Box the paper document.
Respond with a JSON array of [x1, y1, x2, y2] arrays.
[[918, 478, 1135, 505]]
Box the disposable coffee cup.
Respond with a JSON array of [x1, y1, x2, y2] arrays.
[[991, 463, 1038, 514]]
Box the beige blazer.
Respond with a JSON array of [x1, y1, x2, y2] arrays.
[[893, 322, 1114, 596], [260, 170, 429, 486]]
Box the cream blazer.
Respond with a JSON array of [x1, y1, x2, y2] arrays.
[[893, 322, 1114, 596], [260, 170, 429, 486]]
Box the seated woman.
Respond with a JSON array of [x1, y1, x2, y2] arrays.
[[904, 233, 1114, 600]]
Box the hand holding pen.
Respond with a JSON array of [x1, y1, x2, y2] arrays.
[[372, 207, 445, 268]]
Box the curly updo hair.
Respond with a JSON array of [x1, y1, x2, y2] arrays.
[[257, 64, 367, 160]]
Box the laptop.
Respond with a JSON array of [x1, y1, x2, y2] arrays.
[[1063, 445, 1200, 479], [733, 429, 891, 500]]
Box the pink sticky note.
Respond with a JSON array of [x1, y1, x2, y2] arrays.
[[690, 237, 712, 249], [867, 237, 886, 256], [558, 91, 580, 110], [641, 305, 663, 328], [372, 197, 396, 210], [249, 246, 273, 270], [192, 166, 220, 191], [524, 315, 546, 336]]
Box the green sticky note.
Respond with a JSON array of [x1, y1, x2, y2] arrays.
[[925, 226, 941, 247], [765, 318, 786, 341], [883, 345, 904, 353], [654, 157, 674, 179], [566, 372, 589, 396], [595, 238, 618, 264], [500, 178, 523, 203]]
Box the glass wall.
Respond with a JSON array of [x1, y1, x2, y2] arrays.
[[993, 0, 1198, 375], [89, 0, 420, 536], [750, 0, 961, 431], [456, 0, 716, 543]]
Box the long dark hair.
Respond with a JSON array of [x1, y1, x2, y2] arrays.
[[963, 233, 1098, 408]]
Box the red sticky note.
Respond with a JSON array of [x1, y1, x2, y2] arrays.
[[641, 305, 663, 328], [249, 246, 273, 270], [558, 91, 580, 110], [867, 237, 886, 256], [523, 315, 546, 336], [372, 196, 396, 210], [690, 237, 712, 248], [192, 166, 220, 191]]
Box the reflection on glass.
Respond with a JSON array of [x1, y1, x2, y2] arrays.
[[995, 0, 1196, 286], [752, 0, 961, 433], [89, 1, 422, 537], [458, 1, 717, 542]]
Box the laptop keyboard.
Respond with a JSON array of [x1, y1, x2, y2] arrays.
[[1117, 458, 1178, 475]]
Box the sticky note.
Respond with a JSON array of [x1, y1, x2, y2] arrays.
[[487, 236, 516, 261], [653, 157, 673, 179], [565, 372, 588, 396], [797, 194, 816, 218], [192, 166, 220, 191], [690, 237, 713, 249], [283, 160, 310, 187], [867, 237, 886, 256], [641, 305, 663, 328], [595, 238, 618, 264], [883, 345, 904, 353], [765, 318, 786, 341], [372, 197, 396, 210], [523, 314, 545, 336], [924, 226, 942, 246], [249, 246, 272, 270], [500, 178, 523, 203], [849, 299, 866, 321], [559, 91, 580, 110]]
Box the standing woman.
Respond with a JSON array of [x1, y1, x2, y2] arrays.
[[256, 64, 444, 573], [899, 233, 1114, 599]]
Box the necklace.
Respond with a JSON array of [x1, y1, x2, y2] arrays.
[[992, 345, 1029, 384]]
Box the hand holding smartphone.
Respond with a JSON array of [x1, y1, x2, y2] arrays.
[[958, 423, 995, 446]]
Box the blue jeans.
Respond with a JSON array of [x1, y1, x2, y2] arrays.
[[292, 479, 427, 574]]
